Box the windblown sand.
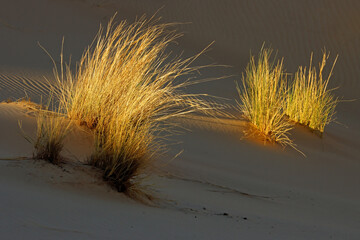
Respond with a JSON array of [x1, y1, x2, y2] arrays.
[[1, 0, 359, 239]]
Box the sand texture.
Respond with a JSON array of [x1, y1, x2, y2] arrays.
[[0, 0, 359, 239]]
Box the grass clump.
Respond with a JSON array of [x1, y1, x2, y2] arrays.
[[54, 16, 214, 198], [20, 100, 71, 164], [89, 111, 154, 196], [236, 47, 293, 147], [33, 109, 70, 164], [286, 52, 338, 134]]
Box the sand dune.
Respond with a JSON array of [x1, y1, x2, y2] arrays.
[[1, 0, 360, 239], [106, 1, 360, 91]]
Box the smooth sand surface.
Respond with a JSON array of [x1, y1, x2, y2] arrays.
[[1, 0, 360, 239]]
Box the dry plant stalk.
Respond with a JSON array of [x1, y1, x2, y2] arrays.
[[237, 48, 294, 147], [286, 52, 338, 134], [33, 109, 71, 164], [19, 98, 71, 165], [54, 15, 215, 198]]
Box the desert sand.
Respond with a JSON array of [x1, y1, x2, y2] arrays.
[[0, 0, 359, 239]]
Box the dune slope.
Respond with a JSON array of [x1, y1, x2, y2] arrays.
[[1, 0, 359, 239]]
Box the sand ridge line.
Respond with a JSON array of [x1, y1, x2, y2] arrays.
[[26, 219, 89, 235], [176, 114, 247, 134], [162, 173, 272, 200]]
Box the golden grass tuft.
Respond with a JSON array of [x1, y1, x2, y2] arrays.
[[286, 52, 338, 134], [54, 15, 215, 198], [20, 99, 71, 164], [236, 47, 294, 147], [32, 109, 70, 164]]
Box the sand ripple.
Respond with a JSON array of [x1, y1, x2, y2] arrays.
[[0, 69, 53, 103]]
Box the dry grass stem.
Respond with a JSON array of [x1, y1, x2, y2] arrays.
[[286, 52, 338, 134], [53, 15, 217, 198], [33, 109, 71, 164], [19, 97, 71, 164], [236, 47, 294, 147]]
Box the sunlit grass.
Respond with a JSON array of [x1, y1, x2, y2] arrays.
[[236, 47, 294, 147], [53, 15, 215, 198], [20, 99, 71, 164], [286, 52, 338, 134], [33, 109, 70, 164]]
